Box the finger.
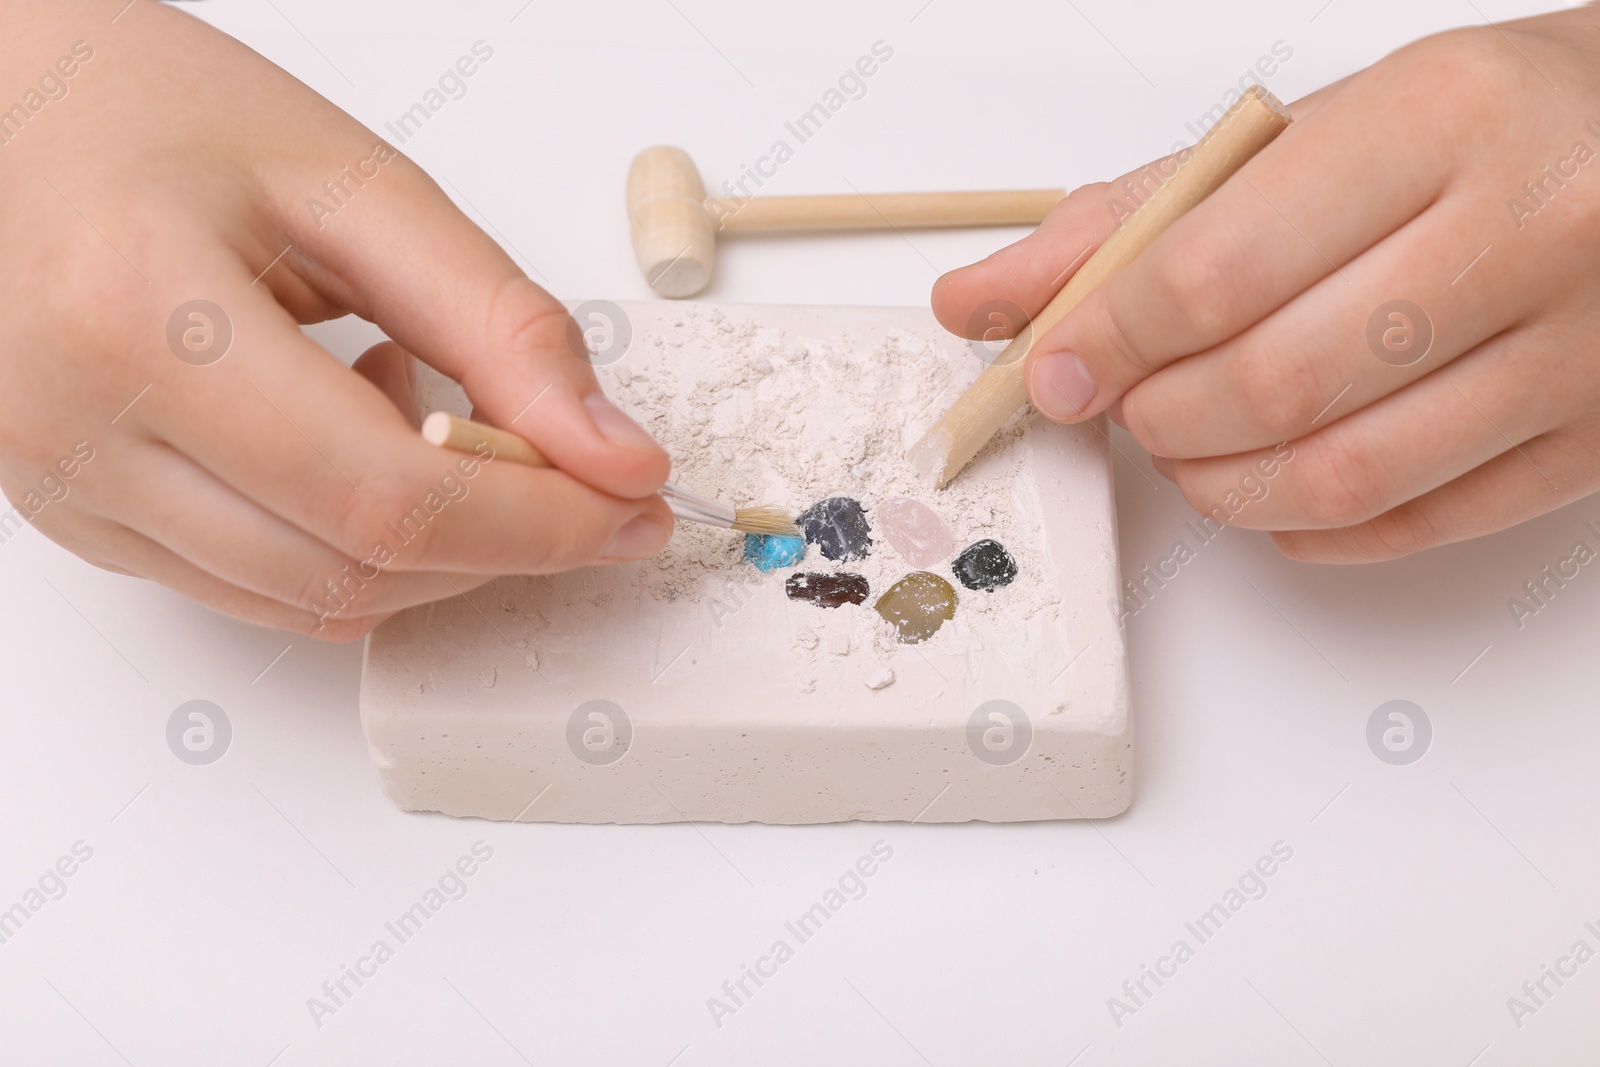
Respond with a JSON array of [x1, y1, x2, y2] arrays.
[[930, 182, 1107, 338], [1163, 325, 1572, 531], [353, 341, 420, 429], [81, 435, 500, 618], [24, 503, 387, 641], [269, 146, 668, 501], [1120, 194, 1533, 459], [1285, 72, 1357, 121], [1271, 421, 1598, 563], [146, 281, 675, 575], [929, 76, 1353, 345], [1024, 53, 1466, 424]]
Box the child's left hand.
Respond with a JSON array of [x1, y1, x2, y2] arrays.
[[934, 8, 1600, 562]]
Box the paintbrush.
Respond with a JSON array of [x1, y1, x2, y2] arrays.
[[421, 411, 801, 537]]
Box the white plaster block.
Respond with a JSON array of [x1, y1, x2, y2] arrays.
[[360, 303, 1132, 823]]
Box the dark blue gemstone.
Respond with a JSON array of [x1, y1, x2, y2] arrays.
[[952, 539, 1017, 591], [798, 496, 873, 562]]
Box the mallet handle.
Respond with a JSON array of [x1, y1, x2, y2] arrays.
[[709, 189, 1063, 233]]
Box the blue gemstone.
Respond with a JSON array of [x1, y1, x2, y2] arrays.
[[952, 539, 1018, 591], [798, 496, 873, 562], [744, 533, 806, 572]]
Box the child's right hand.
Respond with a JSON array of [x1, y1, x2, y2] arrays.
[[0, 1, 673, 640], [935, 9, 1600, 563]]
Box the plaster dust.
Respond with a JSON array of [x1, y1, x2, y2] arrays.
[[399, 302, 1093, 711], [364, 301, 1132, 824], [599, 305, 1059, 690]]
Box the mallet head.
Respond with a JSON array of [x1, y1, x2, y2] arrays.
[[627, 145, 716, 298]]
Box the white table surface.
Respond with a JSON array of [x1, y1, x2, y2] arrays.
[[4, 0, 1596, 1063]]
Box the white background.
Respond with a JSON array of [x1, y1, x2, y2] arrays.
[[3, 0, 1598, 1063]]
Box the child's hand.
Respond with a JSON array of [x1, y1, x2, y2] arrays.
[[934, 9, 1600, 563], [0, 1, 672, 640]]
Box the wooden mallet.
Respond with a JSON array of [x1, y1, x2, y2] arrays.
[[627, 145, 1064, 298]]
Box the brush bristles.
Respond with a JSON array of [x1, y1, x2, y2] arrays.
[[731, 506, 801, 538]]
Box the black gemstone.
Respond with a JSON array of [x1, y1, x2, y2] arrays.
[[785, 572, 870, 608], [952, 539, 1017, 591], [798, 496, 873, 562]]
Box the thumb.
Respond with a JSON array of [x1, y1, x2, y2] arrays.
[[281, 147, 669, 501]]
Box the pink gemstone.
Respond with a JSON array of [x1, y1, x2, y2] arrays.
[[875, 498, 954, 568]]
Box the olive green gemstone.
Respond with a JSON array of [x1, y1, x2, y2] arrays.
[[874, 571, 958, 644]]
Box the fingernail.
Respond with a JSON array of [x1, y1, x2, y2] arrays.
[[584, 392, 661, 453], [604, 513, 669, 561], [1028, 350, 1097, 421], [1151, 455, 1174, 481]]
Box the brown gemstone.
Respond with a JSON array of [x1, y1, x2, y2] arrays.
[[785, 572, 870, 608]]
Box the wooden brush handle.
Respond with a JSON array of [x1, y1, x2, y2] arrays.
[[422, 412, 550, 468], [424, 411, 761, 533], [911, 86, 1292, 487], [711, 189, 1064, 233]]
